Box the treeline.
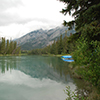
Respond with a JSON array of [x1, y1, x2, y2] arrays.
[[0, 37, 21, 55], [28, 33, 76, 55]]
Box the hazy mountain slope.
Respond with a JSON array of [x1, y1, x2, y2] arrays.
[[16, 26, 75, 50]]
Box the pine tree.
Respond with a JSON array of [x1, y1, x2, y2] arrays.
[[58, 34, 63, 54], [12, 41, 17, 54], [50, 40, 58, 55], [62, 34, 68, 54], [54, 40, 58, 55], [0, 38, 2, 54], [8, 40, 14, 54], [50, 41, 55, 54], [59, 0, 100, 31], [15, 46, 21, 54], [5, 39, 9, 54], [59, 0, 100, 89], [1, 37, 6, 54]]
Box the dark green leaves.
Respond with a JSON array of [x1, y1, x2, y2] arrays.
[[59, 0, 100, 30]]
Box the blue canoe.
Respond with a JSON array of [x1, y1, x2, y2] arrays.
[[61, 55, 74, 62]]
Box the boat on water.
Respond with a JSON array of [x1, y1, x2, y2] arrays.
[[61, 55, 74, 62]]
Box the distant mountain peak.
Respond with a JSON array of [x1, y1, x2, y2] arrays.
[[16, 26, 75, 50]]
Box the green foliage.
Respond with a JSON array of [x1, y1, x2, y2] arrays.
[[58, 34, 63, 54], [59, 0, 100, 93], [0, 37, 6, 54], [73, 40, 100, 87], [64, 86, 86, 100], [8, 41, 14, 54], [0, 37, 21, 55], [72, 24, 100, 88], [59, 0, 100, 30], [6, 39, 9, 54], [50, 40, 57, 54], [28, 34, 76, 55]]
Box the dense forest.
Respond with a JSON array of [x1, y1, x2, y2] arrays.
[[28, 33, 76, 55], [0, 37, 21, 55], [59, 0, 100, 91], [29, 0, 100, 98]]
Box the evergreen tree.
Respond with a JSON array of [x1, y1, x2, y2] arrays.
[[55, 38, 59, 54], [15, 46, 21, 54], [8, 41, 14, 54], [5, 39, 9, 54], [62, 34, 68, 54], [50, 40, 58, 55], [1, 37, 6, 54], [58, 34, 63, 54], [12, 41, 17, 54], [46, 45, 51, 54], [59, 0, 100, 89], [0, 37, 21, 55], [59, 0, 100, 31], [54, 40, 58, 55]]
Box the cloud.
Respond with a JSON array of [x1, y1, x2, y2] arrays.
[[0, 0, 23, 26], [0, 0, 68, 26], [0, 0, 74, 39], [0, 0, 23, 11], [0, 13, 33, 26], [0, 19, 62, 39]]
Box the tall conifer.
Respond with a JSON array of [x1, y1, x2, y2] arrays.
[[1, 37, 5, 54]]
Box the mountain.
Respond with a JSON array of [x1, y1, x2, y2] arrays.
[[16, 26, 75, 50]]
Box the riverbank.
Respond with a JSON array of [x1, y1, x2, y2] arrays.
[[68, 62, 100, 100], [0, 54, 21, 56], [41, 54, 72, 57], [49, 54, 100, 99], [0, 53, 28, 56]]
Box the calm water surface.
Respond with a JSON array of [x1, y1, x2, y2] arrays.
[[0, 55, 76, 100]]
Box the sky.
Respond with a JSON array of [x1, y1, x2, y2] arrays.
[[0, 0, 73, 39]]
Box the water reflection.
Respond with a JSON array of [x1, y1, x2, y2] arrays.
[[0, 69, 62, 88], [0, 56, 76, 100], [0, 56, 74, 84], [0, 69, 68, 100], [0, 56, 18, 73], [17, 56, 73, 83]]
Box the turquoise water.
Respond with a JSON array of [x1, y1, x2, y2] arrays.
[[0, 56, 76, 100]]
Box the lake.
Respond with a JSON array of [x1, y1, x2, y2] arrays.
[[0, 55, 77, 100]]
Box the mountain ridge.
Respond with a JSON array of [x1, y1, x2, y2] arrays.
[[16, 26, 75, 50]]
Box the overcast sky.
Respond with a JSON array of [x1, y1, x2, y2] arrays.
[[0, 0, 73, 39]]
